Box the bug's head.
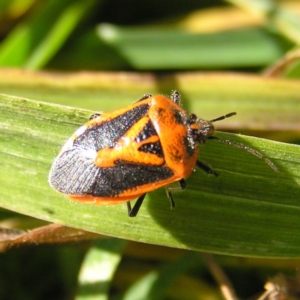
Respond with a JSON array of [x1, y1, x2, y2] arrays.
[[188, 114, 215, 144], [189, 111, 278, 172], [188, 112, 236, 144]]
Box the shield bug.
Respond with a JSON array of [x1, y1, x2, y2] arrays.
[[49, 91, 277, 217]]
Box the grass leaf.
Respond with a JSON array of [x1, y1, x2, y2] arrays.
[[76, 239, 127, 300], [0, 90, 299, 258]]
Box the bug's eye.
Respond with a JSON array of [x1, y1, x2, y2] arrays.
[[188, 114, 197, 123], [206, 124, 215, 136]]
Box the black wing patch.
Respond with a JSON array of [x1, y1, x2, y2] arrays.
[[49, 148, 173, 197], [73, 103, 150, 151], [135, 120, 164, 158]]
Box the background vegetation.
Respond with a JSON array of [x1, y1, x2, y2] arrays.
[[0, 0, 300, 299]]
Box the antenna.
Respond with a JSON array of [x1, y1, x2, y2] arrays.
[[208, 136, 278, 172], [210, 112, 236, 123]]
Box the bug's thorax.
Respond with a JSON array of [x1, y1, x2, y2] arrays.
[[147, 96, 199, 178]]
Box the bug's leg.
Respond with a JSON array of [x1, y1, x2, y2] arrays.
[[126, 202, 132, 216], [89, 113, 101, 120], [179, 178, 186, 189], [166, 179, 186, 210], [127, 193, 147, 217], [196, 160, 219, 177], [170, 90, 180, 104], [167, 191, 176, 210], [137, 94, 152, 102]]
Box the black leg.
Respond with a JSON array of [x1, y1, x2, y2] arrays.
[[127, 193, 147, 217], [166, 190, 176, 210], [137, 94, 152, 102], [170, 90, 180, 104], [89, 113, 101, 120], [196, 160, 219, 177], [166, 179, 186, 210], [179, 178, 186, 189]]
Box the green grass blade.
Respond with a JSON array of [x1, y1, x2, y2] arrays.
[[94, 25, 292, 69], [50, 24, 292, 70], [123, 252, 201, 300], [0, 92, 299, 258], [0, 70, 299, 132], [227, 0, 300, 44], [25, 0, 98, 70], [76, 239, 127, 300], [0, 0, 98, 68]]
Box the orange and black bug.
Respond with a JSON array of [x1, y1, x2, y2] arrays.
[[49, 91, 277, 217]]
